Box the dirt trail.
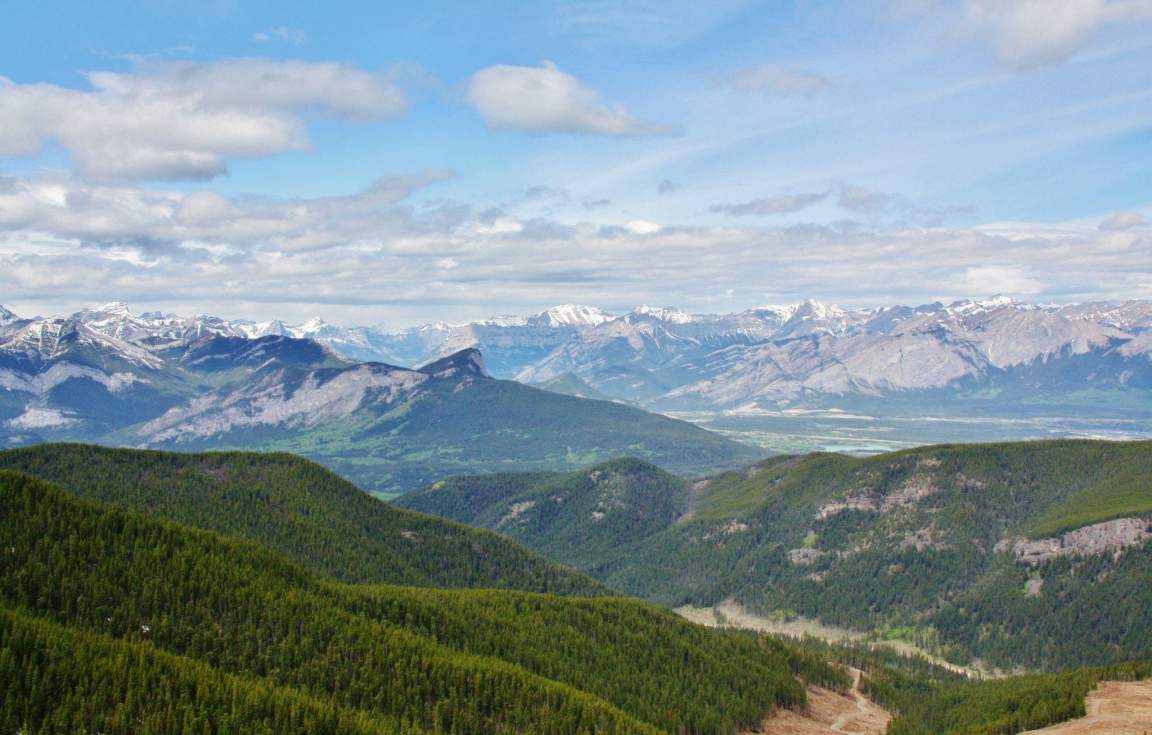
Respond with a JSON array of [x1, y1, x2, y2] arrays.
[[1020, 679, 1152, 734], [752, 667, 890, 735]]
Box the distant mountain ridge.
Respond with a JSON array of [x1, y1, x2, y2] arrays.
[[0, 306, 760, 492], [5, 297, 1147, 414]]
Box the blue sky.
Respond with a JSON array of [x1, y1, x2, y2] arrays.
[[0, 0, 1150, 326]]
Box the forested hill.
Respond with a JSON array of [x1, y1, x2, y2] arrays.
[[0, 443, 602, 595], [401, 440, 1152, 670], [0, 469, 846, 734], [399, 457, 689, 571]]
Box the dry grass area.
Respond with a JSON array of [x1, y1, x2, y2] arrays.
[[1021, 679, 1152, 734], [748, 669, 890, 735], [675, 599, 984, 677]]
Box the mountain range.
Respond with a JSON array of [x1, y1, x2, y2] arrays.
[[8, 297, 1149, 416], [0, 302, 759, 493]]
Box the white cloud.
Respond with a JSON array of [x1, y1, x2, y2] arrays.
[[1099, 211, 1146, 231], [962, 264, 1045, 294], [465, 61, 673, 137], [710, 191, 828, 216], [0, 173, 1146, 319], [0, 59, 406, 180], [964, 0, 1152, 67], [721, 64, 832, 96], [252, 27, 308, 44], [624, 219, 663, 234], [0, 171, 452, 251]]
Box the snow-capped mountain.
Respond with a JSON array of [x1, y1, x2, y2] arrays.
[[526, 304, 613, 328], [3, 297, 1151, 428]]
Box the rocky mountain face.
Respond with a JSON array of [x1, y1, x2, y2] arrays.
[[518, 298, 1151, 410], [0, 303, 759, 493]]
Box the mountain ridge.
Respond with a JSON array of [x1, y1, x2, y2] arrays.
[[7, 297, 1146, 414]]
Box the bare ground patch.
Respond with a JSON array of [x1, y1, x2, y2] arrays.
[[675, 599, 985, 678], [748, 669, 889, 735], [1021, 679, 1152, 734]]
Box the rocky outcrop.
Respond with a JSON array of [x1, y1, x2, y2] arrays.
[[996, 517, 1152, 565]]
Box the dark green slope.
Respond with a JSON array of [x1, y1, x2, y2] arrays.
[[404, 440, 1152, 670], [399, 458, 688, 573], [346, 374, 761, 488], [0, 443, 601, 595], [0, 607, 409, 735], [0, 469, 844, 734]]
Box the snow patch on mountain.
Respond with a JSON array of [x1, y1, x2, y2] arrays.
[[0, 363, 145, 396], [0, 304, 21, 326], [6, 407, 79, 430]]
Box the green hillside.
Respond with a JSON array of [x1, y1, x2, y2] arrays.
[[0, 469, 846, 734], [128, 351, 764, 496], [402, 458, 688, 572], [401, 440, 1152, 670], [0, 443, 602, 595]]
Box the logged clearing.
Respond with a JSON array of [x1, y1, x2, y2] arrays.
[[1021, 679, 1152, 734], [750, 669, 890, 735], [676, 599, 985, 677]]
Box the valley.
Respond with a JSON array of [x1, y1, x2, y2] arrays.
[[675, 408, 1152, 456], [400, 439, 1152, 672]]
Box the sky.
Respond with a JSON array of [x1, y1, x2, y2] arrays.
[[0, 0, 1150, 328]]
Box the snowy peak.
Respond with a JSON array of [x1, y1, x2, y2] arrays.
[[528, 304, 613, 328], [945, 295, 1026, 316], [745, 304, 799, 322], [791, 299, 843, 321], [630, 305, 694, 324], [91, 302, 132, 317], [418, 348, 490, 379]]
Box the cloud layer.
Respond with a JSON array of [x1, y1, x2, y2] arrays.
[[0, 60, 406, 180], [0, 172, 1146, 323]]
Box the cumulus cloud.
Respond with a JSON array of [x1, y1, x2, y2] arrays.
[[0, 173, 1146, 319], [1099, 211, 1146, 231], [0, 59, 406, 180], [465, 61, 673, 137], [837, 185, 893, 213], [964, 0, 1152, 67], [657, 179, 680, 195], [710, 191, 829, 216], [721, 64, 832, 96], [252, 27, 308, 44], [0, 171, 452, 252]]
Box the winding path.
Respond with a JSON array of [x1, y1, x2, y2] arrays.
[[756, 667, 890, 735]]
